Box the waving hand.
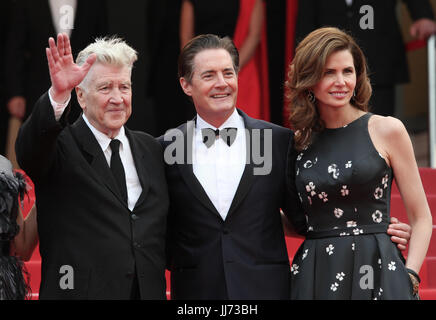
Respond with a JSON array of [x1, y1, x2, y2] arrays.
[[46, 33, 96, 102]]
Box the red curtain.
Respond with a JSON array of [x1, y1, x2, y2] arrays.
[[233, 0, 270, 121]]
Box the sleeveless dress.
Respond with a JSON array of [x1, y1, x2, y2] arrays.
[[290, 113, 416, 300]]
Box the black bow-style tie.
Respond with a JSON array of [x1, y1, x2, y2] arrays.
[[201, 127, 237, 148]]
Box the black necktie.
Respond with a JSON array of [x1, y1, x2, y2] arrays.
[[201, 127, 237, 148], [110, 139, 128, 204]]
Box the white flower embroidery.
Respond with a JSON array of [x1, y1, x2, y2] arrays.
[[330, 282, 339, 292], [352, 243, 355, 251], [326, 244, 335, 255], [388, 261, 396, 271], [340, 232, 350, 236], [372, 210, 383, 223], [296, 167, 300, 176], [382, 174, 389, 188], [345, 161, 352, 168], [347, 221, 357, 228], [318, 192, 328, 202], [298, 193, 303, 203], [374, 187, 383, 200], [336, 272, 345, 281], [308, 226, 314, 232], [328, 164, 340, 179], [302, 249, 309, 260], [341, 185, 349, 196], [303, 160, 313, 168], [291, 264, 299, 275], [334, 208, 344, 218], [297, 153, 303, 161], [305, 182, 316, 196], [353, 228, 363, 235]]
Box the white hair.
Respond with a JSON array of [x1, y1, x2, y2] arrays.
[[76, 36, 138, 90]]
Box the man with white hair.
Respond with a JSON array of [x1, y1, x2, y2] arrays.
[[15, 33, 169, 300]]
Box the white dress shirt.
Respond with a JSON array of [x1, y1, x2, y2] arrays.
[[48, 90, 142, 211], [193, 109, 246, 220]]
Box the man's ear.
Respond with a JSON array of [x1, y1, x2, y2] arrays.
[[75, 86, 86, 111], [179, 77, 192, 96]]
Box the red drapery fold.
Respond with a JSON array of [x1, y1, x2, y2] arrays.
[[283, 0, 298, 128], [233, 0, 270, 121]]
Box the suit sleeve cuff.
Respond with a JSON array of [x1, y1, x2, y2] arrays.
[[48, 89, 71, 121]]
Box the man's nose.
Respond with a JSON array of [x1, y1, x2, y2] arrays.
[[215, 73, 228, 87], [109, 88, 123, 104]]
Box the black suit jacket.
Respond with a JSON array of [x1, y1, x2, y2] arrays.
[[295, 0, 434, 85], [16, 92, 169, 299], [5, 0, 107, 122], [159, 110, 305, 299]]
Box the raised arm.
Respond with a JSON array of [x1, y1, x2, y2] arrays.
[[15, 33, 96, 180]]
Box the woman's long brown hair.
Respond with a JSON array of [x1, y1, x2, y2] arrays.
[[286, 27, 372, 151]]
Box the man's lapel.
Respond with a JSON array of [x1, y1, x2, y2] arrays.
[[226, 110, 258, 219], [70, 117, 128, 208], [175, 120, 222, 219], [125, 129, 150, 210]]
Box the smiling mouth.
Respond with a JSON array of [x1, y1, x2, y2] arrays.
[[211, 93, 230, 99], [329, 92, 348, 97]]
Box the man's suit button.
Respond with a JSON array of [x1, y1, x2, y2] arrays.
[[133, 242, 141, 248], [223, 228, 229, 235], [131, 214, 139, 220]]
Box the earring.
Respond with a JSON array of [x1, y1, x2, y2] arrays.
[[351, 90, 356, 101], [308, 91, 315, 103]]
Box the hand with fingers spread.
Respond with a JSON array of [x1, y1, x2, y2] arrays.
[[387, 217, 412, 251], [46, 33, 96, 103]]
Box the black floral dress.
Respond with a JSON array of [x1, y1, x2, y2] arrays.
[[290, 113, 416, 300]]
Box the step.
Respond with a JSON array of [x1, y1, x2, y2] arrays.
[[392, 168, 436, 195], [390, 194, 436, 223], [421, 289, 436, 300], [424, 257, 436, 288]]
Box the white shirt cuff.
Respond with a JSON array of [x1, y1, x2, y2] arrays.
[[48, 89, 71, 121]]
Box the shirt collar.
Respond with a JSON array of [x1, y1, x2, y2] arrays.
[[82, 113, 127, 152], [196, 108, 244, 131]]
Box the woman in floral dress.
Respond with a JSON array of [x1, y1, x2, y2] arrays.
[[286, 27, 432, 299]]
